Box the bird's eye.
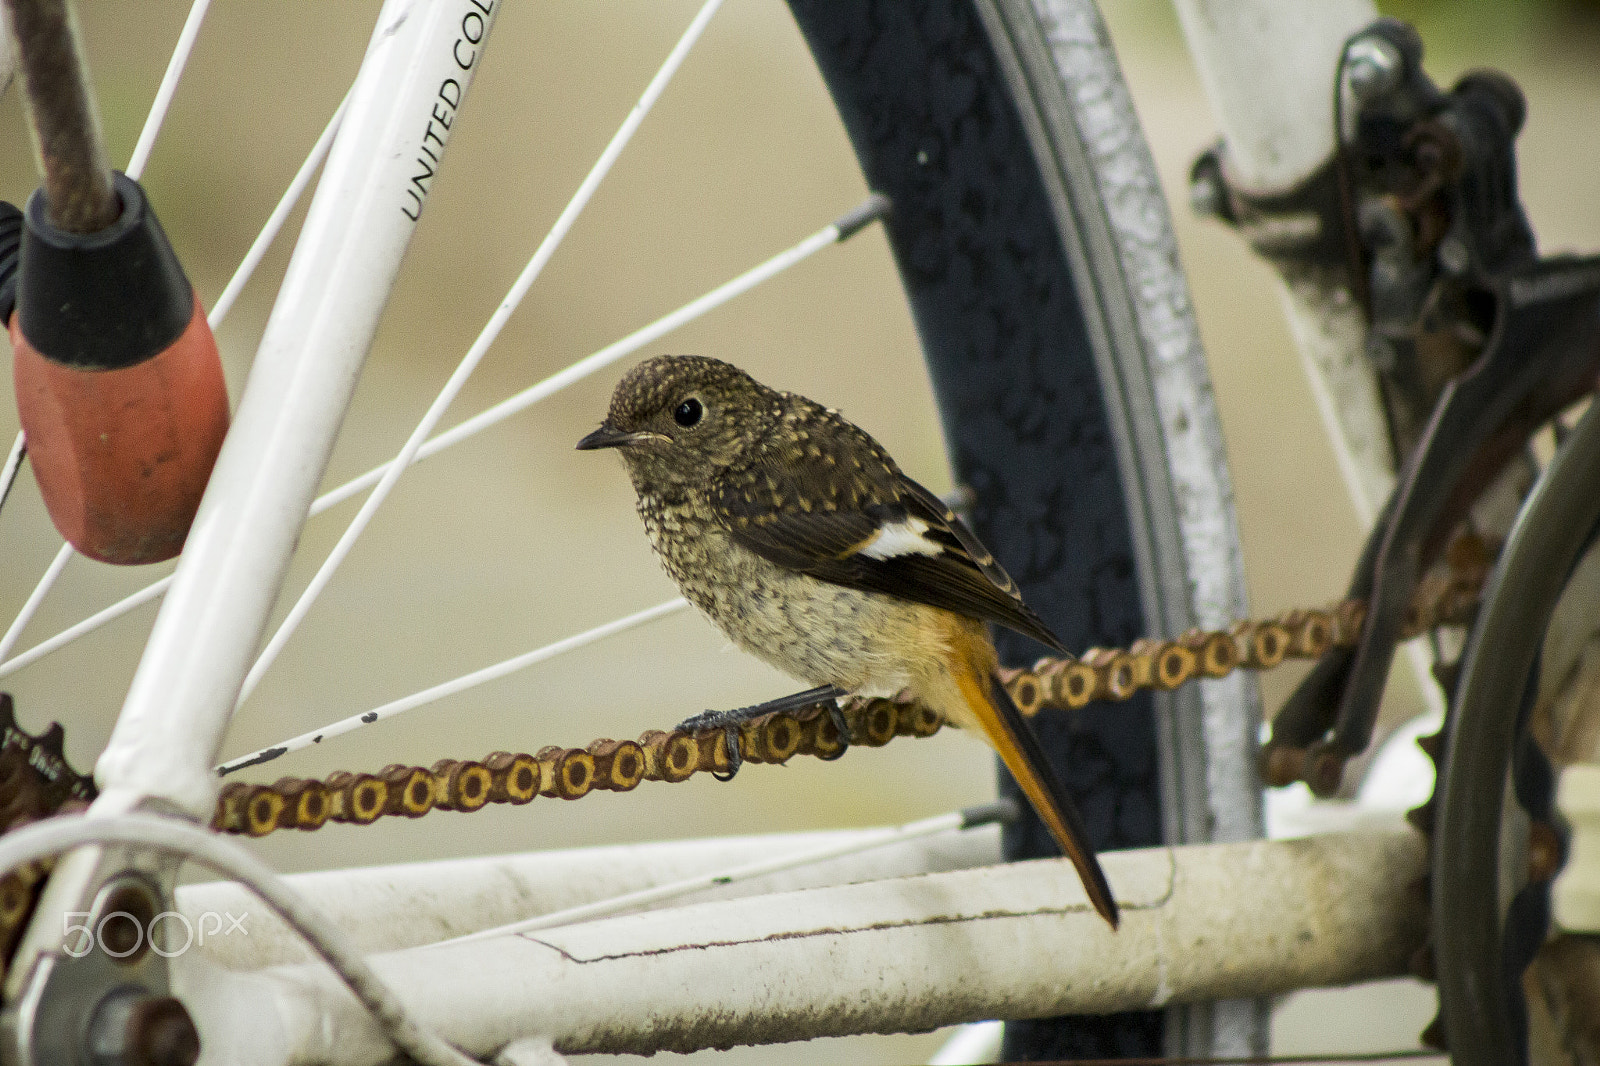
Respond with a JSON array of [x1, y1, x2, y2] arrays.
[[673, 398, 703, 428]]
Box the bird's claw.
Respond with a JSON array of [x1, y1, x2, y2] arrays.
[[672, 709, 749, 781], [675, 685, 849, 781], [815, 700, 853, 761], [712, 724, 743, 781]]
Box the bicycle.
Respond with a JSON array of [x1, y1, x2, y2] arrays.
[[0, 0, 1593, 1064]]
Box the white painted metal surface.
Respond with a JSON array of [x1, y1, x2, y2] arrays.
[[1554, 764, 1600, 932], [180, 825, 1002, 970], [183, 827, 1426, 1063], [219, 598, 690, 773], [95, 0, 497, 818], [1170, 0, 1457, 727], [1172, 0, 1395, 527], [0, 814, 479, 1066], [0, 543, 69, 663], [0, 198, 854, 684], [124, 0, 213, 181], [235, 0, 720, 706], [1171, 0, 1378, 192]]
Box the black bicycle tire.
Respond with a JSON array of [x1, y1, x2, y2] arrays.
[[1435, 394, 1600, 1065], [782, 0, 1264, 1058]]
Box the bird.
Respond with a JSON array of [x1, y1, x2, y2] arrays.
[[578, 354, 1118, 928]]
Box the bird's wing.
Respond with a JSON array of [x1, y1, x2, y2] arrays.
[[710, 415, 1067, 654]]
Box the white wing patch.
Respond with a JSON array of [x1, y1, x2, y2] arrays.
[[859, 518, 942, 560]]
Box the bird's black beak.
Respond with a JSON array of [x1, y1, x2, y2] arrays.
[[576, 425, 659, 450]]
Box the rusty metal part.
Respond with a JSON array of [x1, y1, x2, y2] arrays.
[[1524, 935, 1600, 1066], [4, 0, 118, 232], [213, 700, 943, 837], [1263, 530, 1494, 794], [0, 693, 95, 980], [1205, 19, 1577, 814], [126, 995, 201, 1066], [212, 553, 1487, 839], [87, 988, 201, 1066]]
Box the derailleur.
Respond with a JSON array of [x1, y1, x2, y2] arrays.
[[1194, 18, 1600, 796]]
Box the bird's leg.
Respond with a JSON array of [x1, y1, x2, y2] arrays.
[[677, 685, 848, 780], [677, 684, 847, 733]]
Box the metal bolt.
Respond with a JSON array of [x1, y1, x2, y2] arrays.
[[1527, 819, 1562, 884], [1303, 741, 1348, 798], [87, 989, 201, 1066], [1344, 35, 1404, 106]]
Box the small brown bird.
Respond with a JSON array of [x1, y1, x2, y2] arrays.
[[578, 355, 1118, 927]]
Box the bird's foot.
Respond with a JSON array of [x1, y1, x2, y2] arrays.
[[676, 685, 847, 780], [815, 699, 855, 762]]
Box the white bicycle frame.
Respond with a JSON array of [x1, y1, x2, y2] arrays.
[[12, 0, 1582, 1061], [99, 0, 499, 821]]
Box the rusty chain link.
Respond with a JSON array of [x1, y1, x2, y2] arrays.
[[210, 538, 1489, 837], [0, 535, 1490, 984]]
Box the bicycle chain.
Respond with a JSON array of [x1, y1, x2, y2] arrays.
[[210, 532, 1488, 837], [0, 535, 1487, 989]]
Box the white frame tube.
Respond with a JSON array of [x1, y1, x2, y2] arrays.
[[177, 825, 1003, 970], [176, 827, 1426, 1064], [95, 0, 499, 817], [1168, 0, 1457, 720], [1171, 0, 1392, 525], [1170, 0, 1377, 192]]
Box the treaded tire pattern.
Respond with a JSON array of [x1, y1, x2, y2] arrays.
[[786, 1, 1163, 1055]]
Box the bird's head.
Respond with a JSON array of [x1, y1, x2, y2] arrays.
[[577, 355, 777, 489]]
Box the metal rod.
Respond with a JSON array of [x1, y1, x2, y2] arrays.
[[94, 0, 497, 819], [235, 0, 727, 707], [434, 803, 1012, 947], [124, 0, 211, 181], [177, 824, 1004, 971], [4, 0, 116, 232], [215, 598, 690, 775], [0, 200, 870, 680], [0, 431, 25, 515], [207, 91, 348, 330], [189, 826, 1428, 1061], [0, 541, 70, 662]]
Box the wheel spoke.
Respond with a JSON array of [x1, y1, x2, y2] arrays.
[[313, 198, 883, 513], [0, 199, 880, 679], [124, 0, 212, 181], [0, 542, 71, 664], [0, 573, 172, 680], [208, 91, 349, 330], [235, 0, 724, 706], [0, 432, 24, 515], [433, 801, 1014, 946], [217, 597, 689, 775]]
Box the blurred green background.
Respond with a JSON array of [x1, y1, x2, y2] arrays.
[[0, 1, 1595, 1062]]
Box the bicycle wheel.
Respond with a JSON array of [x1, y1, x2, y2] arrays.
[[0, 0, 1259, 1060], [1435, 398, 1600, 1065], [786, 0, 1262, 1057]]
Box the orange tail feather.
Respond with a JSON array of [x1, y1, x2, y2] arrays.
[[949, 657, 1119, 928]]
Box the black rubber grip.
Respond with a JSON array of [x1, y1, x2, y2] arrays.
[[17, 171, 193, 370], [0, 202, 22, 326]]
